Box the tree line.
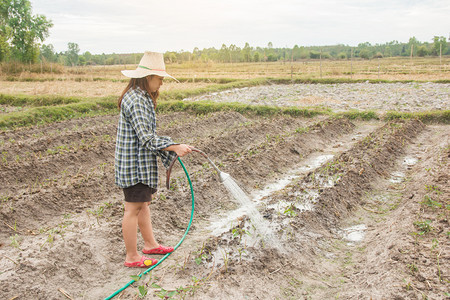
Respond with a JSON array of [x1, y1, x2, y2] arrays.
[[1, 0, 449, 67]]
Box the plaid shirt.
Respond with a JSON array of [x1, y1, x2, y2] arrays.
[[115, 86, 177, 189]]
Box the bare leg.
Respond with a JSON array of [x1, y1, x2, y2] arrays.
[[138, 202, 160, 251], [122, 201, 146, 263]]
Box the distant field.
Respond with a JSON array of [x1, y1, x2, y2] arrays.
[[2, 56, 450, 82], [0, 57, 448, 100]]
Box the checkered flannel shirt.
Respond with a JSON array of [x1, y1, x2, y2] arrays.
[[115, 86, 177, 189]]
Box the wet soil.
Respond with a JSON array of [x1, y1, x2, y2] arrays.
[[0, 109, 448, 299]]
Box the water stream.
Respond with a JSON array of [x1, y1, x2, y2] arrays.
[[220, 175, 282, 250], [208, 154, 336, 250]]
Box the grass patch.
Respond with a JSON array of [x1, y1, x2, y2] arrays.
[[384, 110, 450, 124], [1, 78, 449, 130], [157, 100, 327, 118], [336, 110, 379, 120], [0, 99, 117, 129], [0, 94, 82, 107]]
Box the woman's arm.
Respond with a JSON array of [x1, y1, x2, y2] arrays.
[[163, 144, 192, 157]]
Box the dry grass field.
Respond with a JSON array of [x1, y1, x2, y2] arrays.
[[1, 57, 448, 99]]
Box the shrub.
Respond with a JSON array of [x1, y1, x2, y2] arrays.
[[373, 52, 383, 59], [359, 49, 371, 59], [338, 52, 347, 59], [417, 46, 429, 57]]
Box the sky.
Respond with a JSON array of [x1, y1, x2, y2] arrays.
[[31, 0, 450, 55]]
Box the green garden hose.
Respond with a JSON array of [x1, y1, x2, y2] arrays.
[[104, 157, 195, 300]]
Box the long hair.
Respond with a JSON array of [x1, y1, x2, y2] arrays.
[[118, 76, 159, 109]]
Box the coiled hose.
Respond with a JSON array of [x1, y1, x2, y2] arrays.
[[104, 157, 194, 300]]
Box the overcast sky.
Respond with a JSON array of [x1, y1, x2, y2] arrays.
[[32, 0, 450, 54]]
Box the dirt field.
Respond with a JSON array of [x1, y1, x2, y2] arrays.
[[0, 90, 449, 298]]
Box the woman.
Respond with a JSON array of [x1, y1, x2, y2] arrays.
[[115, 51, 192, 268]]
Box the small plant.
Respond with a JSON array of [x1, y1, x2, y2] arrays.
[[420, 195, 442, 209], [407, 263, 418, 273], [1, 151, 8, 165], [295, 126, 310, 134], [222, 250, 229, 273], [152, 283, 178, 299], [232, 227, 250, 243], [283, 204, 297, 217], [194, 246, 208, 265], [425, 185, 441, 195], [86, 202, 113, 224], [413, 220, 433, 235], [157, 193, 167, 201], [138, 285, 148, 298], [237, 247, 247, 262], [0, 195, 10, 208], [431, 238, 439, 251], [10, 234, 20, 248]]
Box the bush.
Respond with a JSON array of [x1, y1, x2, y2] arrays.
[[310, 51, 321, 59], [373, 52, 383, 59], [338, 52, 347, 59], [359, 49, 371, 59], [417, 46, 429, 57]]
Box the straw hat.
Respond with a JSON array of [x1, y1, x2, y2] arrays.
[[121, 51, 178, 81]]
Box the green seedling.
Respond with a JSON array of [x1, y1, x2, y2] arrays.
[[425, 185, 441, 194], [87, 202, 113, 224], [413, 220, 433, 235], [138, 285, 148, 298], [283, 204, 297, 217], [237, 247, 247, 262], [2, 151, 8, 165], [0, 195, 10, 208], [152, 283, 178, 300], [222, 250, 229, 273], [295, 126, 310, 134], [10, 234, 20, 248], [194, 246, 208, 265], [407, 263, 418, 273], [420, 195, 442, 209], [431, 238, 439, 251], [232, 227, 251, 243]]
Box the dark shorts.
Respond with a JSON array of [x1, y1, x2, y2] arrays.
[[123, 183, 157, 203]]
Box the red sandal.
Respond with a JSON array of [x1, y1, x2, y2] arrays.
[[142, 245, 174, 255], [124, 256, 157, 268]]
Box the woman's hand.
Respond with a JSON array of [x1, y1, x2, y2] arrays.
[[163, 144, 193, 157]]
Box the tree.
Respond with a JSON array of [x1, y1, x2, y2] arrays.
[[0, 0, 53, 62], [65, 42, 80, 66], [0, 29, 11, 61], [337, 52, 347, 59], [359, 49, 371, 59], [384, 46, 392, 57], [82, 51, 92, 64], [219, 44, 229, 62], [431, 36, 447, 56], [417, 45, 428, 57], [253, 52, 260, 62], [40, 44, 56, 62], [242, 42, 252, 62], [407, 36, 418, 56]]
